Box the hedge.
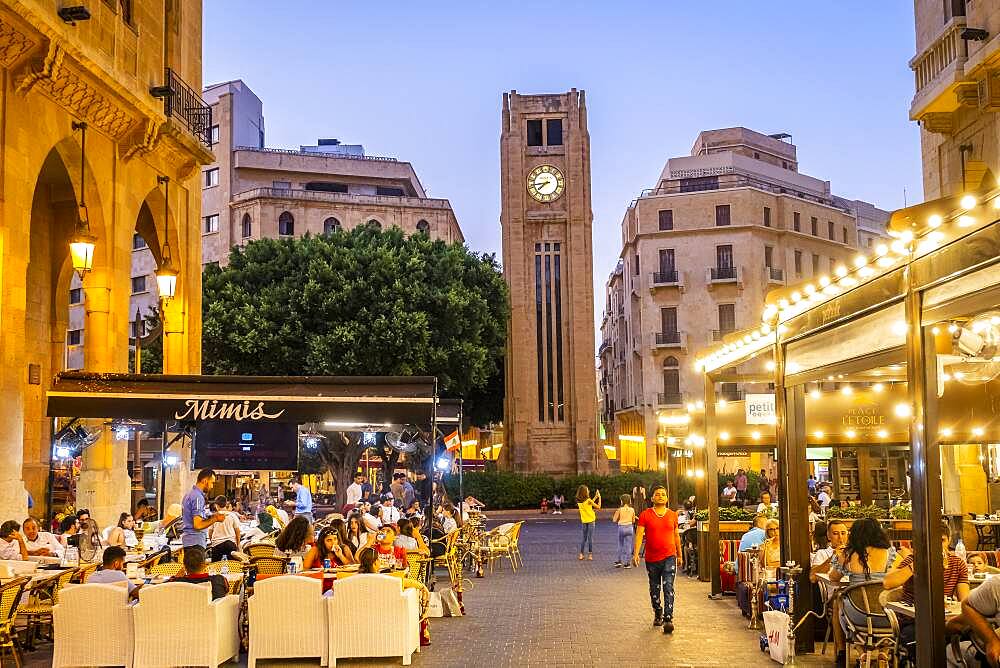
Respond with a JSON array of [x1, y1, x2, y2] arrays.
[[443, 471, 696, 510]]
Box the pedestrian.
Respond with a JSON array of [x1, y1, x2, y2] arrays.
[[552, 493, 564, 514], [290, 476, 314, 524], [734, 469, 748, 503], [633, 484, 682, 634], [575, 485, 601, 561], [613, 494, 636, 569]]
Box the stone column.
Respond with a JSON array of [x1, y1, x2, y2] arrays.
[[0, 242, 29, 523], [76, 275, 130, 528]]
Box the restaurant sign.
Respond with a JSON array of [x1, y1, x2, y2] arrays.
[[174, 399, 286, 422], [841, 404, 886, 432], [745, 394, 776, 425]]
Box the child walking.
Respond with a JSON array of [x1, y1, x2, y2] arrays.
[[613, 494, 636, 568], [575, 485, 601, 560]]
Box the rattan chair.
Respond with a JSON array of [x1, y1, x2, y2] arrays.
[[431, 530, 462, 585], [0, 576, 29, 668], [147, 562, 184, 578], [76, 563, 98, 583], [137, 551, 164, 569], [839, 581, 897, 666], [509, 521, 525, 569], [207, 559, 244, 575], [249, 555, 288, 576], [406, 556, 432, 587], [245, 543, 279, 559], [18, 567, 77, 649]]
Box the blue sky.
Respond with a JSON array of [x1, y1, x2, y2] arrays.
[[204, 1, 922, 320]]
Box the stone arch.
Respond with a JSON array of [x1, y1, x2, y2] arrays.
[[366, 217, 383, 230], [279, 211, 295, 236], [415, 219, 430, 235], [323, 216, 341, 234]]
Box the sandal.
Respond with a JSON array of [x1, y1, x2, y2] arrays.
[[578, 554, 584, 560]]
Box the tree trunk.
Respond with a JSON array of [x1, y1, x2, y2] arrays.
[[316, 432, 367, 509]]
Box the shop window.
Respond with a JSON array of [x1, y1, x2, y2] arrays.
[[278, 211, 294, 236], [526, 119, 543, 146]]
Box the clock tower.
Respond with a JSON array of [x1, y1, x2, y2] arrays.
[[500, 89, 600, 474]]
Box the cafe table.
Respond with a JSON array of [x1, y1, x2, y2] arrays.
[[884, 599, 964, 620]]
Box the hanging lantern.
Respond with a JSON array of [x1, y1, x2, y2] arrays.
[[69, 121, 96, 277], [155, 175, 179, 301]]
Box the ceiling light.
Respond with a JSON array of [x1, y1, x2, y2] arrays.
[[927, 215, 942, 228], [719, 431, 729, 440], [877, 429, 889, 439], [810, 389, 821, 399], [813, 430, 824, 439], [751, 431, 761, 440], [960, 194, 978, 210], [765, 360, 776, 371], [695, 400, 704, 410], [940, 427, 953, 438], [841, 386, 853, 395], [947, 323, 958, 333], [717, 399, 727, 407], [891, 321, 908, 336], [666, 436, 676, 445], [835, 265, 848, 278], [845, 430, 857, 439], [941, 372, 951, 382], [931, 326, 940, 335], [894, 403, 912, 418], [973, 427, 985, 437], [873, 383, 884, 392]]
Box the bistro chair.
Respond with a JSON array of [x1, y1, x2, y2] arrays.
[[207, 559, 244, 576], [974, 523, 997, 550], [407, 556, 432, 587], [147, 562, 184, 578], [839, 581, 897, 666], [18, 567, 77, 649], [509, 521, 525, 569], [249, 555, 288, 576], [0, 576, 29, 668], [245, 543, 278, 559], [75, 563, 98, 583]]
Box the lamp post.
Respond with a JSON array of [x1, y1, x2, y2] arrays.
[[155, 176, 178, 301], [69, 121, 96, 277]]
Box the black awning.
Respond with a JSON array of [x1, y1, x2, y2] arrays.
[[436, 398, 462, 425], [47, 372, 437, 427]]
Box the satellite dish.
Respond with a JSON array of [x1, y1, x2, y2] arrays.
[[384, 429, 427, 454]]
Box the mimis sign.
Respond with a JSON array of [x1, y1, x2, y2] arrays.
[[173, 399, 286, 422]]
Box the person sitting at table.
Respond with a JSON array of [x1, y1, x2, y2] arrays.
[[394, 518, 431, 557], [168, 545, 228, 600], [367, 526, 409, 571], [969, 553, 1000, 575], [758, 520, 781, 571], [810, 519, 848, 583], [304, 526, 354, 569], [22, 517, 64, 558], [739, 514, 768, 552], [440, 503, 461, 535], [0, 521, 28, 560], [59, 515, 81, 549], [207, 498, 241, 560], [404, 499, 423, 520], [346, 512, 368, 552], [274, 515, 313, 558], [106, 512, 139, 550], [884, 521, 969, 653], [87, 545, 141, 600], [154, 503, 183, 540], [356, 546, 431, 646], [134, 498, 156, 523], [380, 494, 401, 526], [956, 569, 1000, 666], [830, 517, 896, 584], [362, 504, 382, 533], [756, 491, 776, 514], [722, 480, 738, 504]]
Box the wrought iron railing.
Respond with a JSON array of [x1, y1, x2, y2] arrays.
[[710, 266, 737, 281], [157, 68, 212, 147], [651, 270, 679, 284], [234, 146, 399, 162], [655, 331, 682, 346], [658, 392, 683, 406], [232, 187, 451, 210]]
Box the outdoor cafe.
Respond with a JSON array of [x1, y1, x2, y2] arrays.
[[688, 185, 1000, 666]]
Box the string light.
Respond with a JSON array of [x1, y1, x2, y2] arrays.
[[973, 427, 985, 437], [940, 427, 953, 438], [872, 383, 884, 393], [960, 194, 977, 210]]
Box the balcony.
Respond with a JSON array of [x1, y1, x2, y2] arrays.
[[654, 331, 685, 349], [909, 17, 968, 121], [657, 392, 684, 407], [154, 68, 212, 147], [766, 267, 784, 283], [712, 329, 735, 342], [232, 187, 452, 211], [707, 266, 738, 284], [650, 270, 681, 288]]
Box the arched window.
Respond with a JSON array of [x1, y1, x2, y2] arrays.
[[662, 356, 680, 405], [367, 218, 382, 230], [241, 213, 252, 239], [323, 217, 341, 234], [415, 219, 430, 235], [278, 211, 294, 236]]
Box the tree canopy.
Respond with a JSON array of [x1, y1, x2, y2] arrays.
[[202, 226, 508, 421]]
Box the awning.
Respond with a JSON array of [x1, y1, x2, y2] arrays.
[[46, 372, 437, 427]]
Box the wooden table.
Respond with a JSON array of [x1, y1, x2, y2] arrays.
[[885, 600, 963, 619], [0, 567, 69, 585]]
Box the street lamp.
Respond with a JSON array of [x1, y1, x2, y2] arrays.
[[69, 122, 96, 276], [155, 176, 178, 301]]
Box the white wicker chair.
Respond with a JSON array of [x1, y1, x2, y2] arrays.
[[328, 574, 419, 666], [132, 582, 240, 668], [52, 582, 134, 668], [248, 575, 328, 667]]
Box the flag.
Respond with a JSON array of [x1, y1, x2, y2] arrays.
[[444, 430, 461, 452]]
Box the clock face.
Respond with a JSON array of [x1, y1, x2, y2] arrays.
[[526, 165, 565, 203]]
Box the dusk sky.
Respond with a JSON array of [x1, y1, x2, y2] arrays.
[[204, 1, 922, 325]]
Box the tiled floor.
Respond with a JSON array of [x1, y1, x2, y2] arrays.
[[21, 515, 833, 667]]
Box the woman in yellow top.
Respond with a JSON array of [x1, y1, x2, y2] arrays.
[[575, 485, 602, 561]]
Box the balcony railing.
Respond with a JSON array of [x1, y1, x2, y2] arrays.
[[708, 266, 738, 282], [655, 331, 683, 347], [234, 146, 399, 162], [156, 68, 212, 147], [636, 173, 851, 213], [651, 270, 679, 285], [657, 392, 684, 406], [232, 187, 452, 210], [767, 267, 784, 282], [910, 17, 968, 103]]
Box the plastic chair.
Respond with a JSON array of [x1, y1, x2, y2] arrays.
[[248, 575, 327, 667], [52, 583, 134, 668]]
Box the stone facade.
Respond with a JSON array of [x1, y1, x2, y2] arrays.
[[911, 0, 1000, 197], [500, 90, 600, 474], [599, 128, 889, 469], [0, 0, 212, 525]]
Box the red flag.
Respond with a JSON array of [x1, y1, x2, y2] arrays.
[[444, 430, 461, 452]]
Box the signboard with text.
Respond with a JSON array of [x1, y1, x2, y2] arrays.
[[745, 394, 776, 424]]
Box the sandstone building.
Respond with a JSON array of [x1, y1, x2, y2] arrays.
[[500, 90, 600, 474], [599, 128, 889, 469], [909, 0, 1000, 197], [0, 0, 212, 523]]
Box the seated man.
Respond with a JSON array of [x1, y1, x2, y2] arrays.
[[739, 514, 768, 552], [756, 491, 776, 514], [87, 545, 141, 599], [22, 517, 64, 558], [0, 520, 28, 560], [722, 480, 738, 503], [958, 570, 1000, 665], [169, 545, 228, 600], [810, 519, 848, 583], [367, 526, 408, 571]]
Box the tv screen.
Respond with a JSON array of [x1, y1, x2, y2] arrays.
[[193, 421, 299, 470], [806, 447, 834, 461]]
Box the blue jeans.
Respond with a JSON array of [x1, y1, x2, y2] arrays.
[[617, 524, 634, 563], [580, 521, 595, 554], [645, 556, 677, 619]]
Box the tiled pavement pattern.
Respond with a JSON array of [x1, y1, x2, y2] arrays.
[[23, 516, 833, 667]]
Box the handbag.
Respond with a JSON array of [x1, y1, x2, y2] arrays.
[[439, 587, 464, 617], [426, 592, 445, 618]]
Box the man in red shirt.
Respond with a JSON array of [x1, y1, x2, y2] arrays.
[[633, 484, 682, 633]]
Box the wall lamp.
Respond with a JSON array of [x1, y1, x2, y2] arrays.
[[962, 28, 989, 41], [57, 5, 91, 24]]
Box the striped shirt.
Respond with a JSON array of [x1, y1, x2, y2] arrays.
[[900, 554, 968, 605]]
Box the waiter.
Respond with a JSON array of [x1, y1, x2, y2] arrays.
[[181, 469, 225, 548]]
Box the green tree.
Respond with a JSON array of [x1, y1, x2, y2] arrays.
[[129, 306, 163, 374], [202, 227, 509, 503]]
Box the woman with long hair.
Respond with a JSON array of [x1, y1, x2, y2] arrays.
[[346, 512, 367, 552], [829, 517, 895, 584], [759, 519, 781, 571], [440, 504, 462, 534], [274, 515, 313, 557], [575, 485, 602, 561], [304, 526, 353, 569], [106, 512, 138, 549]]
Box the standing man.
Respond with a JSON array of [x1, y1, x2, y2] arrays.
[[734, 469, 748, 504], [345, 472, 365, 513], [633, 485, 682, 634], [181, 468, 226, 549], [290, 476, 314, 524]]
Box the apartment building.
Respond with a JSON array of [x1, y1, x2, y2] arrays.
[[67, 79, 464, 369], [909, 0, 1000, 198], [598, 128, 889, 469]]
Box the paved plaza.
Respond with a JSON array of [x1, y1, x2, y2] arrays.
[[22, 515, 833, 667]]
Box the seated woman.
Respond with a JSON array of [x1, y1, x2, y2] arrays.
[[345, 512, 368, 553], [394, 518, 430, 557], [106, 512, 139, 549], [440, 504, 461, 535], [304, 526, 352, 569], [356, 546, 431, 646], [759, 519, 782, 572], [274, 515, 313, 558], [829, 518, 896, 584]]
